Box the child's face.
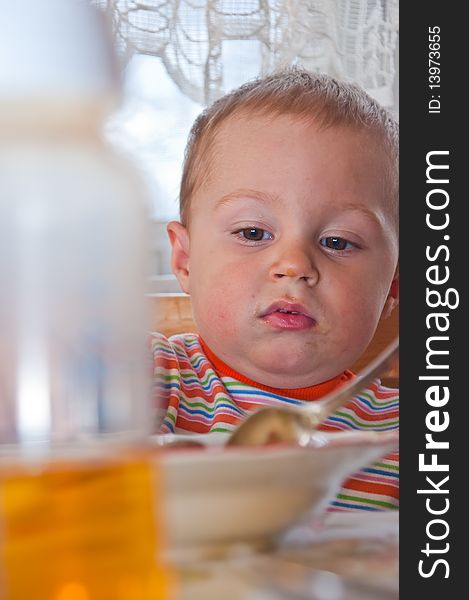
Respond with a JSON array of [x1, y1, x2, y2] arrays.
[[169, 114, 399, 388]]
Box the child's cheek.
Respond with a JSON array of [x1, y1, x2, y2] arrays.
[[204, 284, 243, 337]]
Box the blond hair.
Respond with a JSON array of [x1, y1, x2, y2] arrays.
[[179, 67, 399, 226]]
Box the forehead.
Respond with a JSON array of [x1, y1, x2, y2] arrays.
[[193, 114, 395, 221], [210, 112, 386, 164]]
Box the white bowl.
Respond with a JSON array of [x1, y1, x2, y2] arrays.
[[153, 430, 398, 554]]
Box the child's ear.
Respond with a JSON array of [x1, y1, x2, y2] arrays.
[[380, 266, 399, 320], [167, 221, 191, 294]]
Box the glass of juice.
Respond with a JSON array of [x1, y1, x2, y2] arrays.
[[0, 445, 171, 600], [0, 1, 172, 597]]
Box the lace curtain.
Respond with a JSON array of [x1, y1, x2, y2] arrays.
[[94, 0, 399, 109], [91, 0, 398, 278]]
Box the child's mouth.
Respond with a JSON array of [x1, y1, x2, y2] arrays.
[[260, 302, 316, 331]]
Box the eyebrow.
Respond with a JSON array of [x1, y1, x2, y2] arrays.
[[215, 191, 387, 227], [215, 188, 279, 210], [339, 202, 386, 228]]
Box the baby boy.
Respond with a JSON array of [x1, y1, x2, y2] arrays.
[[152, 68, 399, 511]]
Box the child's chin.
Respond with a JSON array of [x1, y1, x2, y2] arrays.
[[254, 352, 322, 383]]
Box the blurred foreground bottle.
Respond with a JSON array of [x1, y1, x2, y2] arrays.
[[0, 1, 170, 598]]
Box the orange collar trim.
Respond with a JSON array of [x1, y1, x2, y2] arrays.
[[199, 337, 354, 401]]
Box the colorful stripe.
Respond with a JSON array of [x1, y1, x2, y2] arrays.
[[151, 332, 399, 512]]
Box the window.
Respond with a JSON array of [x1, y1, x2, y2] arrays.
[[99, 0, 399, 286]]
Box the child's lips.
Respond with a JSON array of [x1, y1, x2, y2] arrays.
[[260, 301, 316, 331]]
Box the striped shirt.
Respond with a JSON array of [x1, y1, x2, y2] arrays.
[[151, 332, 399, 512]]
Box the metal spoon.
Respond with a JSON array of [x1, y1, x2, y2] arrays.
[[227, 337, 399, 447]]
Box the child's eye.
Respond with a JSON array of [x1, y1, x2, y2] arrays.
[[320, 236, 354, 251], [234, 228, 273, 242]]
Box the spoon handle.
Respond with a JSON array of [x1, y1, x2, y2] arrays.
[[303, 337, 399, 423], [227, 337, 399, 447]]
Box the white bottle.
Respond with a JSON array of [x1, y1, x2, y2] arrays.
[[0, 0, 151, 447], [0, 7, 172, 598]]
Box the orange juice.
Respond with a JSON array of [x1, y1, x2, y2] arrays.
[[0, 450, 173, 600]]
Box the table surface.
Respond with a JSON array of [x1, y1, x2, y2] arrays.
[[174, 511, 399, 599]]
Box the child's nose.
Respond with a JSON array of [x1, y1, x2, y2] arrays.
[[269, 246, 319, 286]]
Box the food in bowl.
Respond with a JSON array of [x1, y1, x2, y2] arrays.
[[152, 430, 398, 554]]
